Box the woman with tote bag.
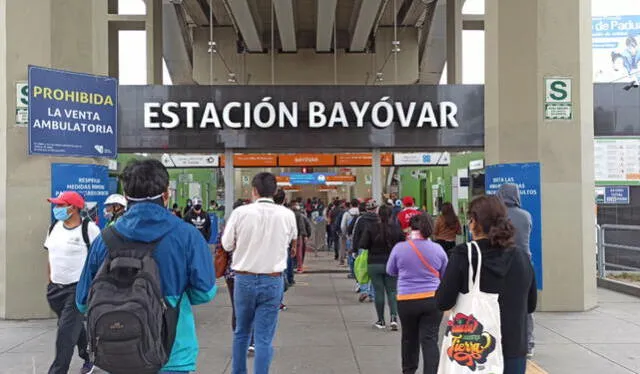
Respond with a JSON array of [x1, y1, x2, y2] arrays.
[[435, 195, 537, 374]]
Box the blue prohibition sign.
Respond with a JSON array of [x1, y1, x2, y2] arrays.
[[28, 65, 118, 159]]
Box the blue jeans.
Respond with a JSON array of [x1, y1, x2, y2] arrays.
[[232, 274, 284, 374]]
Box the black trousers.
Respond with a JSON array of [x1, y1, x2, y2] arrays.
[[46, 283, 90, 374], [397, 298, 443, 374]]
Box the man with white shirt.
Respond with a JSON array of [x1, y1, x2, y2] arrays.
[[222, 172, 297, 374], [45, 191, 100, 374]]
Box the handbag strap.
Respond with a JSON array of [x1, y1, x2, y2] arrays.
[[466, 241, 483, 293], [408, 240, 440, 278]]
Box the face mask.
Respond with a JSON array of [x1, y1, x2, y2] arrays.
[[193, 204, 202, 211], [103, 208, 113, 220], [53, 206, 71, 222]]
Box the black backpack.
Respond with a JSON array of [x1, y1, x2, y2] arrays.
[[48, 218, 91, 250], [86, 227, 179, 374]]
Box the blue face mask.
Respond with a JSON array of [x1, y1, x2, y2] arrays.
[[53, 206, 71, 222]]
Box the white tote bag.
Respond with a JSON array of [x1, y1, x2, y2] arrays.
[[437, 241, 504, 374]]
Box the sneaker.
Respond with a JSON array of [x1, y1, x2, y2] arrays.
[[527, 348, 535, 359], [354, 284, 361, 293], [248, 345, 256, 356], [368, 297, 374, 303], [280, 304, 288, 311], [347, 273, 355, 279], [373, 320, 386, 329], [80, 362, 95, 374], [390, 317, 399, 331], [358, 293, 368, 303]]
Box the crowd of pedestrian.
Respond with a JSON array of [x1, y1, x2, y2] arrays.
[[42, 159, 537, 374]]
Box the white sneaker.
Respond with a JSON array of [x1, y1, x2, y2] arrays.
[[248, 345, 256, 356]]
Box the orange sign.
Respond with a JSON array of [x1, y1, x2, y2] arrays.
[[220, 154, 278, 167], [326, 175, 356, 183], [335, 153, 393, 166], [276, 176, 291, 184], [278, 153, 335, 167]]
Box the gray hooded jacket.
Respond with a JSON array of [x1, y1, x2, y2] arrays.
[[496, 184, 532, 257]]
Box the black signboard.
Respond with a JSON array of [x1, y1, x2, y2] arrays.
[[117, 85, 484, 152]]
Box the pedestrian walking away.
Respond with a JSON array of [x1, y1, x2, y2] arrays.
[[45, 191, 101, 374], [497, 183, 536, 358], [436, 195, 537, 374], [356, 204, 405, 330], [222, 172, 298, 374], [387, 213, 448, 374], [433, 202, 461, 256], [76, 159, 217, 374]]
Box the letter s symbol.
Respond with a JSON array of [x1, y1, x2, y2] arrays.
[[550, 81, 568, 101]]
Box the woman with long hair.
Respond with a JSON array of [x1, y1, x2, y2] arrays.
[[436, 195, 537, 374], [387, 213, 448, 374], [357, 204, 405, 330], [433, 202, 461, 255]]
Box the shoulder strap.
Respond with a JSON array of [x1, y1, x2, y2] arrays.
[[466, 241, 483, 292], [408, 240, 440, 278], [81, 218, 91, 249], [48, 221, 57, 235]]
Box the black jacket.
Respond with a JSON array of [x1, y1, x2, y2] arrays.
[[184, 209, 212, 241], [356, 215, 404, 264], [435, 239, 537, 358]]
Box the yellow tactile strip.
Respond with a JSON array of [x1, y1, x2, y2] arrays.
[[527, 360, 548, 374]]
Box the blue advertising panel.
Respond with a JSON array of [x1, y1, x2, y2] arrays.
[[29, 66, 117, 158], [485, 163, 543, 290], [282, 172, 337, 185], [51, 163, 110, 228], [604, 186, 630, 204]]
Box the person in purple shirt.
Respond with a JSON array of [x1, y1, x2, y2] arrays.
[[387, 213, 448, 374]]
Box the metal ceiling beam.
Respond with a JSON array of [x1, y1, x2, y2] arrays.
[[163, 3, 196, 84], [398, 0, 434, 26], [225, 0, 263, 52], [316, 0, 338, 52], [419, 0, 446, 83], [210, 0, 234, 26], [349, 0, 385, 52], [273, 0, 297, 52], [182, 0, 209, 26]]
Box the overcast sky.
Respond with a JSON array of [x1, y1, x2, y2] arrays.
[[118, 0, 640, 85]]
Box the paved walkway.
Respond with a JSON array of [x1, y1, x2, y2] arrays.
[[0, 252, 639, 373]]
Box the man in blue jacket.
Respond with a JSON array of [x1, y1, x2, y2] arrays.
[[76, 159, 217, 373]]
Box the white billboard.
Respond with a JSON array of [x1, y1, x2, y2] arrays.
[[593, 16, 640, 83]]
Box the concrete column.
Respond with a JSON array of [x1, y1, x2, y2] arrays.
[[372, 149, 382, 203], [485, 0, 596, 311], [446, 0, 463, 84], [224, 149, 235, 219], [146, 0, 163, 84], [0, 0, 109, 319]]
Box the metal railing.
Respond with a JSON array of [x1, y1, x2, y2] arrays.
[[596, 224, 640, 278]]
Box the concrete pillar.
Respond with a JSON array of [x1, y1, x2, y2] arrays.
[[146, 0, 163, 84], [224, 149, 235, 219], [446, 0, 463, 84], [485, 0, 596, 311], [372, 149, 382, 203], [0, 0, 108, 319]]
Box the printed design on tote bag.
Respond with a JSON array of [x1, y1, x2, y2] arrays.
[[445, 313, 497, 371]]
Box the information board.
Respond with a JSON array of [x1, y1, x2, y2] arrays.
[[485, 163, 543, 290], [596, 186, 630, 205], [594, 137, 640, 185], [51, 163, 110, 228]]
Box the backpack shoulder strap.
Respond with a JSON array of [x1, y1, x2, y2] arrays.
[[81, 218, 91, 250], [48, 221, 57, 236], [407, 240, 440, 278]]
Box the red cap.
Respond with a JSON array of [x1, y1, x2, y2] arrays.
[[402, 196, 415, 207], [48, 191, 85, 209]]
